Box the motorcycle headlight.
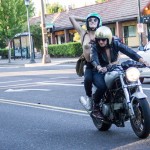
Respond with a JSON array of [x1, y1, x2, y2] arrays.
[[125, 67, 140, 82]]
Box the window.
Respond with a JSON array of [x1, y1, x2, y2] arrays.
[[128, 26, 136, 37], [60, 35, 65, 44], [124, 26, 129, 38], [69, 33, 74, 42], [110, 27, 115, 36], [123, 25, 136, 37]]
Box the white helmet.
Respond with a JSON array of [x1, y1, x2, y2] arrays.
[[95, 26, 113, 44]]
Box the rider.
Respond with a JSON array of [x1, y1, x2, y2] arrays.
[[90, 26, 149, 119], [69, 13, 102, 110]]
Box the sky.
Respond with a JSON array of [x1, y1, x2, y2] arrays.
[[32, 0, 96, 16]]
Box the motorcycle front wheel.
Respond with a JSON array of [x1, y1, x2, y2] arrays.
[[130, 98, 150, 139], [91, 116, 112, 131]]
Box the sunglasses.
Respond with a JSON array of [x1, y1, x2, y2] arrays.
[[97, 38, 107, 42], [88, 18, 98, 22]]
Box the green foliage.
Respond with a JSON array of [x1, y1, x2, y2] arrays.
[[95, 0, 108, 3], [0, 48, 8, 58], [46, 3, 65, 14], [0, 39, 6, 48], [30, 23, 42, 51], [0, 0, 34, 47], [48, 42, 82, 57]]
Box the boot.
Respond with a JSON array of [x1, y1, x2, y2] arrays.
[[92, 104, 104, 119], [79, 96, 93, 111]]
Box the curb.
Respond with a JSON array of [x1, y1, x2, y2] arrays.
[[0, 58, 78, 67]]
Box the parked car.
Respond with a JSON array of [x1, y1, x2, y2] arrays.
[[137, 42, 150, 83]]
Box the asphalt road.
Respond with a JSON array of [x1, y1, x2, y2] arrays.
[[0, 63, 150, 150]]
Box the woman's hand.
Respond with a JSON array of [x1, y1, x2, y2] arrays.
[[143, 61, 149, 66], [97, 65, 107, 73], [139, 58, 150, 66]]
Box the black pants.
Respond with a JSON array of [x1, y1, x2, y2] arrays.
[[84, 64, 93, 97]]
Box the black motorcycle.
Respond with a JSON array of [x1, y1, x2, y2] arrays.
[[91, 60, 150, 139]]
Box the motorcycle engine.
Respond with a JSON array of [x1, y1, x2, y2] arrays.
[[102, 104, 111, 117]]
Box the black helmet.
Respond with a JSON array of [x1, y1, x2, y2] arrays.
[[86, 13, 102, 31]]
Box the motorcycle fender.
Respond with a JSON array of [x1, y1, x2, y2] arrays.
[[131, 91, 147, 99]]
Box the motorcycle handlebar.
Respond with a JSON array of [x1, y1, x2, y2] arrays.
[[107, 60, 150, 72]]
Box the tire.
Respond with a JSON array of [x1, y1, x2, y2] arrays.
[[130, 98, 150, 138], [139, 77, 144, 83], [91, 116, 112, 131]]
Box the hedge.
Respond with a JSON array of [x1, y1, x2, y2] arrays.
[[48, 42, 83, 57], [0, 42, 83, 59], [0, 49, 9, 58]]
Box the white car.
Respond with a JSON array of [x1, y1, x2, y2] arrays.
[[137, 42, 150, 83]]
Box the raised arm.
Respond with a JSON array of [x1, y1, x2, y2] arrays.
[[69, 15, 86, 36]]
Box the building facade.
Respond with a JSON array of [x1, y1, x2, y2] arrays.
[[30, 0, 150, 47]]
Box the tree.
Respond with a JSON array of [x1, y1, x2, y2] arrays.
[[95, 0, 108, 3], [22, 22, 42, 51], [0, 0, 34, 48], [46, 3, 65, 14], [30, 23, 42, 51]]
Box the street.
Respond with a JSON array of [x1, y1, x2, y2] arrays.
[[0, 62, 150, 150]]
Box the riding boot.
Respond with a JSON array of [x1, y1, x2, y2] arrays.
[[92, 104, 104, 119]]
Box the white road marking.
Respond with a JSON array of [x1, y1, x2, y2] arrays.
[[5, 88, 51, 92], [0, 79, 32, 84], [0, 81, 83, 90], [37, 82, 83, 86], [143, 88, 150, 90], [0, 98, 88, 117], [0, 69, 75, 77], [0, 66, 20, 68], [50, 77, 69, 80]]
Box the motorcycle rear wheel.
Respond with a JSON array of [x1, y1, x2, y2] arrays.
[[130, 98, 150, 139], [91, 116, 112, 131]]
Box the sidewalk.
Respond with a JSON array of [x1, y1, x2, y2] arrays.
[[0, 53, 130, 67], [0, 57, 78, 67]]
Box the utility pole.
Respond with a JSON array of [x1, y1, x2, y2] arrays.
[[137, 0, 143, 47], [40, 0, 51, 64]]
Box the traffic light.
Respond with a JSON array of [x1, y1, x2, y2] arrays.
[[142, 15, 150, 23]]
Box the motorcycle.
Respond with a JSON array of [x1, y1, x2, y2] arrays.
[[90, 60, 150, 139]]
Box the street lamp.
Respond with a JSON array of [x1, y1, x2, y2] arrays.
[[24, 0, 35, 63]]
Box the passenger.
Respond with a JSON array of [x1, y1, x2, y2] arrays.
[[69, 13, 102, 111], [90, 26, 149, 118]]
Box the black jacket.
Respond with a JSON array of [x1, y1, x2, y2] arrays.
[[90, 40, 142, 68]]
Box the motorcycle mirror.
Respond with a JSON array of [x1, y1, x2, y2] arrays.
[[138, 46, 144, 51]]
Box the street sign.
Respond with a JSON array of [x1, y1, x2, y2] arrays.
[[46, 23, 54, 28], [137, 23, 144, 33]]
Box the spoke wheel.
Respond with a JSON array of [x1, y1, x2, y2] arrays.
[[130, 98, 150, 138]]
